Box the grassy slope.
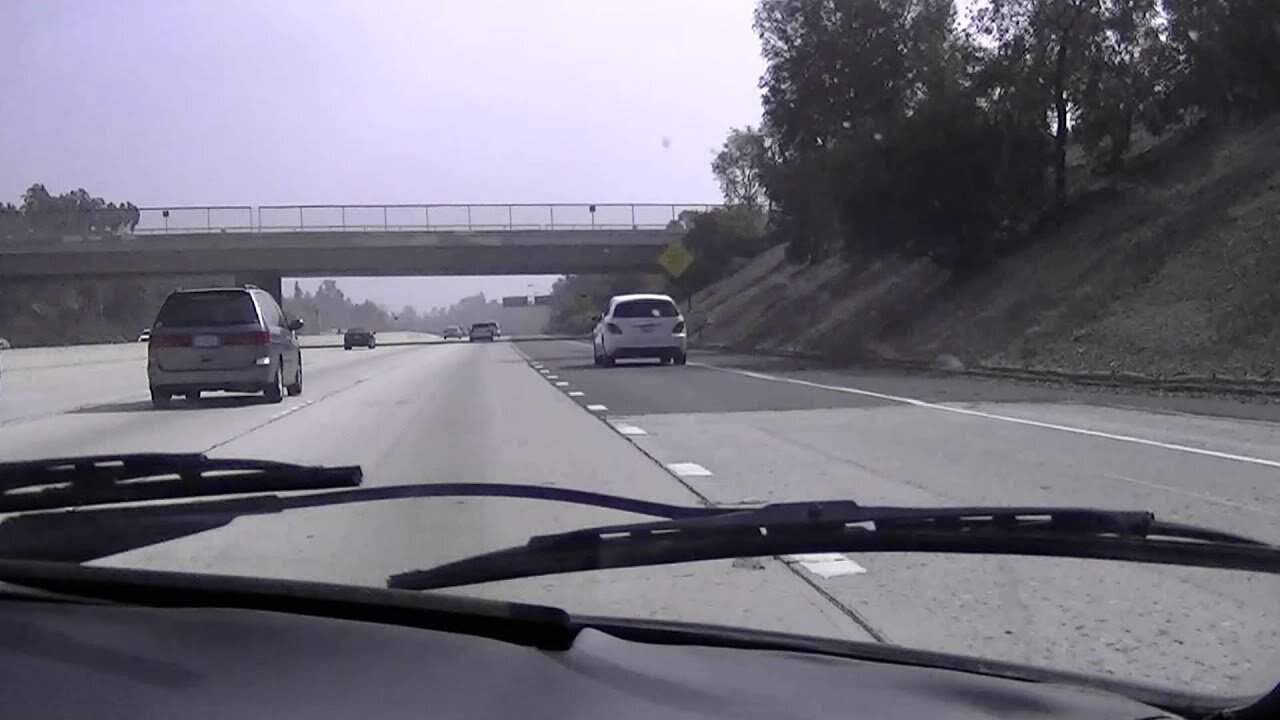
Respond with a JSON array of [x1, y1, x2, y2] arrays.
[[693, 119, 1280, 381]]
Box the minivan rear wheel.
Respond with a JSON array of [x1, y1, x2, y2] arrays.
[[150, 388, 171, 409], [264, 362, 285, 403], [286, 357, 303, 396]]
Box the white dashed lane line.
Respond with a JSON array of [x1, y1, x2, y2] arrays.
[[269, 400, 314, 420], [554, 381, 570, 387], [568, 391, 585, 397], [610, 423, 648, 436], [784, 553, 868, 578], [666, 462, 713, 477], [586, 404, 608, 413]]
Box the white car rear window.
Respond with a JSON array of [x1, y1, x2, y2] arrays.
[[613, 299, 679, 318]]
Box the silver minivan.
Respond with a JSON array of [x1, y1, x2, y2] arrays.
[[147, 286, 303, 408]]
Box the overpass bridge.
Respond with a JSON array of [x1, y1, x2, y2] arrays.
[[0, 203, 715, 301]]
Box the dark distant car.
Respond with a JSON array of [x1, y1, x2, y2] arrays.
[[344, 328, 376, 350], [442, 326, 464, 340]]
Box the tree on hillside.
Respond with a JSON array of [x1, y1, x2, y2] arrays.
[[711, 127, 768, 209], [1161, 0, 1280, 122], [975, 0, 1106, 205], [0, 184, 158, 346], [739, 0, 1279, 274], [1074, 0, 1173, 172]]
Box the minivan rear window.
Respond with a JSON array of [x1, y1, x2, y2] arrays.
[[155, 291, 260, 327], [613, 299, 679, 318]]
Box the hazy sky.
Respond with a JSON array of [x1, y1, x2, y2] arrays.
[[1, 0, 764, 311]]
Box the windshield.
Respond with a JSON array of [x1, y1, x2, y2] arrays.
[[2, 0, 1279, 706]]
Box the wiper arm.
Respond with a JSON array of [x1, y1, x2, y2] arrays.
[[0, 482, 724, 563], [387, 502, 1280, 590], [0, 453, 363, 513]]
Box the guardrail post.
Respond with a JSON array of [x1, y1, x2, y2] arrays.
[[508, 205, 513, 230], [549, 206, 555, 230], [424, 206, 430, 229], [630, 205, 636, 229], [383, 206, 388, 229], [207, 207, 212, 230], [299, 207, 304, 230], [341, 206, 346, 229], [467, 205, 472, 231]]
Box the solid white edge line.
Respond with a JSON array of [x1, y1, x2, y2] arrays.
[[692, 363, 1280, 470]]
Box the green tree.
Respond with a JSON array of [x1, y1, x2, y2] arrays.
[[1075, 0, 1173, 171], [711, 127, 768, 209]]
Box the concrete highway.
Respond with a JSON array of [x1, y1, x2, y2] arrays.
[[1, 336, 1278, 698]]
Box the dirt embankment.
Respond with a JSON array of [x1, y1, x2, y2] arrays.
[[691, 120, 1280, 385]]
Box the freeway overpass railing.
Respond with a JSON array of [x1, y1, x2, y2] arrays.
[[3, 203, 720, 236]]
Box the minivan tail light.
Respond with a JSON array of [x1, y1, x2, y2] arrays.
[[672, 321, 686, 334], [151, 334, 191, 348], [606, 322, 623, 334], [224, 331, 270, 346]]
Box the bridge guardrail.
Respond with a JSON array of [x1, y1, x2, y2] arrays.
[[122, 203, 722, 235]]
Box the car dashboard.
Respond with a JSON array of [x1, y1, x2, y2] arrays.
[[1, 601, 1185, 719]]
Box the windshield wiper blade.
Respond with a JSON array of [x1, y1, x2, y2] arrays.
[[0, 483, 725, 563], [387, 502, 1280, 590], [0, 453, 362, 513]]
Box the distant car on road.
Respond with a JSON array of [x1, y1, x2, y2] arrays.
[[147, 285, 304, 408], [137, 329, 151, 343], [344, 328, 376, 350], [442, 326, 464, 340], [492, 322, 502, 338], [592, 293, 687, 367], [469, 322, 497, 342]]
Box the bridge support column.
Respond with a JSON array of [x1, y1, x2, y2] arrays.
[[234, 271, 283, 305]]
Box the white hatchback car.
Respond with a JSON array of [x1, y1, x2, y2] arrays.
[[592, 293, 687, 366]]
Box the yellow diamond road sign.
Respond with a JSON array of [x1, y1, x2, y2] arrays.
[[657, 240, 694, 278]]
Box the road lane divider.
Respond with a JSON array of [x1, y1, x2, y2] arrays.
[[511, 340, 887, 642], [784, 553, 868, 578], [610, 423, 648, 436], [666, 462, 712, 477], [203, 378, 369, 453]]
